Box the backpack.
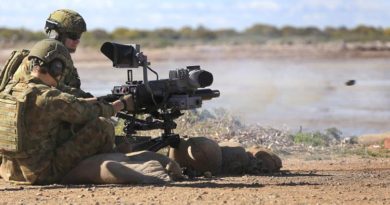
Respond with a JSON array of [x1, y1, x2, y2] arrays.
[[0, 49, 30, 92]]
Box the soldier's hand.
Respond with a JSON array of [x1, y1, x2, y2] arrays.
[[121, 95, 134, 112]]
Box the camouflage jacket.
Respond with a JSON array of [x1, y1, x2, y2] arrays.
[[61, 60, 81, 89], [0, 76, 114, 183]]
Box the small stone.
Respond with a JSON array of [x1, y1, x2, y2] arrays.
[[194, 195, 202, 200]]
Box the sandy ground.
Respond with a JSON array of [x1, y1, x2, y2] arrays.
[[0, 156, 389, 205]]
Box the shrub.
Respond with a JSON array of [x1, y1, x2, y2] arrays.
[[293, 131, 330, 147]]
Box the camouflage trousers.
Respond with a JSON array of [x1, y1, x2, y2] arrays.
[[1, 117, 115, 185], [35, 117, 115, 185]]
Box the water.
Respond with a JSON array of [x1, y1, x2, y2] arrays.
[[77, 57, 390, 136]]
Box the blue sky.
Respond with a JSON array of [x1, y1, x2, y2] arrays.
[[1, 0, 389, 31]]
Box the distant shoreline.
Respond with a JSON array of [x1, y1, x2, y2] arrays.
[[2, 42, 390, 65]]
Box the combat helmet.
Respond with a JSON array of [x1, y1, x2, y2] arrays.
[[28, 39, 72, 78], [45, 9, 87, 37]]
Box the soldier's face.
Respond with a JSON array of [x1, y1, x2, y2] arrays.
[[31, 67, 60, 87], [64, 38, 80, 53]]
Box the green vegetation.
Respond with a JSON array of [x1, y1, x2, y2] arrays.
[[2, 24, 390, 48], [293, 128, 342, 147], [293, 132, 330, 147], [0, 28, 45, 46]]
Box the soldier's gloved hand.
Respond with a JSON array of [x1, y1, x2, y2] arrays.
[[120, 95, 134, 112]]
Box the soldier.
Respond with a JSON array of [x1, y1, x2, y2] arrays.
[[44, 8, 86, 88], [0, 8, 89, 170], [11, 9, 91, 97], [0, 39, 134, 185]]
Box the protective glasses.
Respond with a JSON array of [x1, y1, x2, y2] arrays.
[[66, 33, 82, 40]]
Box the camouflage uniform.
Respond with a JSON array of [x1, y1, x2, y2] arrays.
[[0, 76, 115, 185], [0, 9, 90, 172], [61, 63, 81, 89]]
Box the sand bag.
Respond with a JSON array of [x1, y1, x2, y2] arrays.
[[246, 146, 282, 173], [169, 137, 222, 176], [218, 142, 250, 175], [62, 151, 181, 184]]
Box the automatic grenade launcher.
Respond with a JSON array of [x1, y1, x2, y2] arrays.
[[100, 42, 220, 152]]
